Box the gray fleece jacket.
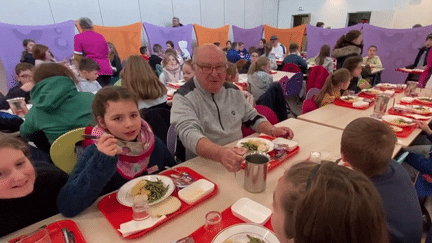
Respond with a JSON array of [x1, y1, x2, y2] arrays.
[[170, 77, 267, 155]]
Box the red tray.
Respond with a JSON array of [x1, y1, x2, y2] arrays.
[[189, 204, 273, 243], [358, 92, 377, 99], [382, 121, 417, 138], [396, 68, 424, 74], [9, 220, 87, 243], [334, 99, 375, 110], [400, 100, 432, 108], [388, 108, 431, 120], [239, 135, 300, 171], [97, 167, 218, 239]]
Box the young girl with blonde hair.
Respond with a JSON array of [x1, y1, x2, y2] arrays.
[[314, 68, 351, 107], [121, 55, 167, 109], [247, 56, 273, 101], [159, 52, 183, 84]]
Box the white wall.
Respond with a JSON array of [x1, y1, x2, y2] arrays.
[[278, 0, 432, 29]]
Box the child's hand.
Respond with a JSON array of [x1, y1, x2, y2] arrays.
[[416, 121, 432, 135], [96, 134, 121, 157], [329, 96, 335, 103]]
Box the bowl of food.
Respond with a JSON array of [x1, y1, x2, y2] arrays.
[[117, 175, 175, 206], [361, 88, 381, 95], [237, 138, 274, 153], [417, 97, 432, 105], [411, 105, 432, 115], [382, 115, 415, 128], [340, 96, 359, 103]]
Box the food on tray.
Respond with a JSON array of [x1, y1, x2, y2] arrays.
[[390, 125, 403, 133], [417, 97, 432, 104], [377, 83, 396, 89], [411, 106, 432, 115], [247, 235, 266, 243], [386, 118, 413, 127], [150, 196, 181, 216], [241, 139, 270, 152], [340, 96, 359, 103], [130, 179, 169, 203], [362, 88, 380, 95]]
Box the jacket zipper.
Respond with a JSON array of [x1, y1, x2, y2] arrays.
[[211, 94, 225, 130]]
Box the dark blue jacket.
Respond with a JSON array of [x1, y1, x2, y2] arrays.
[[57, 137, 176, 217], [227, 49, 241, 63], [282, 54, 308, 72], [370, 160, 422, 243]]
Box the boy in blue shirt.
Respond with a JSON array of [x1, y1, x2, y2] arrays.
[[341, 117, 422, 243], [282, 42, 308, 73]]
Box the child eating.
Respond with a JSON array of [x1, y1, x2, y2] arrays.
[[314, 68, 351, 107], [57, 86, 176, 217], [76, 58, 102, 94], [341, 117, 422, 243]]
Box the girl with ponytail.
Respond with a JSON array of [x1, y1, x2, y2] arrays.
[[314, 68, 351, 107], [247, 56, 273, 101]]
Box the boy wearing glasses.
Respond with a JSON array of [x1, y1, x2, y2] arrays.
[[0, 63, 34, 110], [341, 118, 422, 243], [171, 44, 294, 172]]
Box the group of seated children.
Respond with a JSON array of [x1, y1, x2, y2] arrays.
[[272, 118, 422, 243]]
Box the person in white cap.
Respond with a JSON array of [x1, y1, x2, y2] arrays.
[[270, 35, 286, 60]]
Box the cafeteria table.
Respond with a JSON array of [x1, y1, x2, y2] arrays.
[[297, 90, 430, 147], [4, 118, 381, 243]]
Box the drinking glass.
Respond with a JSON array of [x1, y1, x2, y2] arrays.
[[309, 152, 321, 163], [204, 211, 223, 235], [132, 195, 150, 221], [18, 228, 51, 243]]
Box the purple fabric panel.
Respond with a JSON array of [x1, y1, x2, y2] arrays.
[[232, 25, 264, 51], [362, 24, 432, 84], [143, 22, 193, 55], [306, 24, 363, 59], [0, 20, 75, 90]]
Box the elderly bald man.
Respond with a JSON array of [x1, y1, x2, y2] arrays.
[[171, 44, 294, 172]]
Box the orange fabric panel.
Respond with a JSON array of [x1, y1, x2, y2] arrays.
[[263, 25, 306, 50], [193, 24, 230, 47], [75, 21, 142, 61]]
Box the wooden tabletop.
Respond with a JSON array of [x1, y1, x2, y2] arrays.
[[3, 119, 356, 243]]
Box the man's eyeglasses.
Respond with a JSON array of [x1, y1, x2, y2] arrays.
[[195, 63, 227, 74]]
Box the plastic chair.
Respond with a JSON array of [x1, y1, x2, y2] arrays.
[[306, 66, 329, 92], [278, 76, 289, 94], [285, 72, 303, 98], [242, 105, 279, 137], [281, 63, 301, 73], [305, 88, 321, 101], [50, 127, 85, 174], [302, 99, 318, 114]]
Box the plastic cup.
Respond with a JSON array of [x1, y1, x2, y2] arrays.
[[204, 211, 223, 235], [6, 97, 27, 118], [18, 228, 51, 243], [132, 195, 150, 221]]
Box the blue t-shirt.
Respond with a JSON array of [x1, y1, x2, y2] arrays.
[[370, 160, 422, 243]]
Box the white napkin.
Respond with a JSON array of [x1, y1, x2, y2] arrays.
[[118, 215, 167, 237]]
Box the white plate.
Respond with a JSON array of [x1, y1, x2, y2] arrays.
[[237, 138, 274, 153], [212, 224, 280, 243], [382, 115, 414, 127], [401, 97, 415, 103], [117, 175, 175, 207], [178, 179, 215, 204], [231, 197, 272, 225]]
